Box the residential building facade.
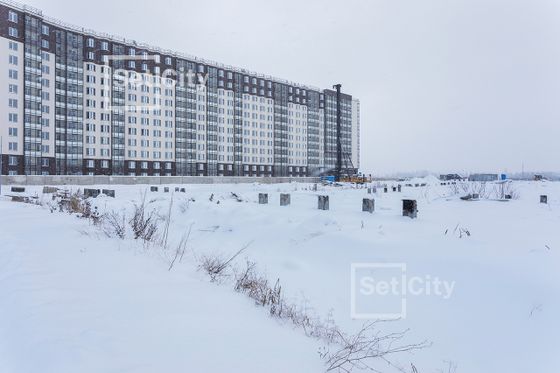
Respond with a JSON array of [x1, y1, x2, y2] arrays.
[[0, 1, 360, 177]]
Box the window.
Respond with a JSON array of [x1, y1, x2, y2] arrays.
[[9, 55, 18, 65], [8, 27, 18, 38], [8, 128, 17, 136], [9, 70, 18, 79], [87, 52, 95, 60], [9, 41, 18, 51], [101, 41, 109, 51], [8, 11, 18, 23], [9, 99, 18, 108], [165, 57, 171, 65], [9, 84, 18, 94], [41, 40, 49, 49], [101, 160, 109, 168], [87, 160, 95, 168], [9, 142, 18, 151], [9, 113, 18, 122], [42, 158, 50, 167], [8, 156, 18, 166], [42, 25, 49, 35], [87, 38, 95, 48]]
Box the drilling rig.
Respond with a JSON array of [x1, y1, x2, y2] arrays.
[[322, 84, 369, 183]]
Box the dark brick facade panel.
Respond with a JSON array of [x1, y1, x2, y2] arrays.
[[1, 154, 24, 175], [0, 4, 25, 42]]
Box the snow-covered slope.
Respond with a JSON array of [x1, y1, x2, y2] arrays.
[[0, 200, 321, 373], [1, 180, 558, 372]]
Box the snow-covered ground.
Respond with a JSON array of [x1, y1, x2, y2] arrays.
[[1, 180, 558, 372]]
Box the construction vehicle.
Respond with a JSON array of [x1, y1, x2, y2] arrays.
[[339, 174, 371, 184]]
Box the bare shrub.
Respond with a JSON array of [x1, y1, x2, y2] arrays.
[[234, 260, 282, 314], [322, 322, 430, 372], [168, 223, 193, 271], [448, 182, 460, 195], [438, 360, 458, 373], [160, 194, 174, 249], [199, 243, 250, 282], [493, 182, 520, 200], [54, 190, 102, 224], [445, 223, 471, 238], [103, 211, 127, 239], [230, 259, 429, 372], [130, 194, 159, 242], [449, 181, 492, 199], [68, 191, 85, 213], [231, 192, 243, 202]]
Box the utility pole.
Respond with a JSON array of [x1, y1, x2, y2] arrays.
[[333, 84, 342, 180]]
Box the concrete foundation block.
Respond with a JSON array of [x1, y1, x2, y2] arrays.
[[42, 186, 58, 194], [150, 186, 158, 192], [11, 186, 25, 193], [540, 195, 547, 204], [84, 188, 100, 198], [102, 189, 116, 198], [318, 195, 329, 210], [362, 198, 375, 213], [280, 193, 291, 206], [402, 199, 418, 219], [259, 193, 269, 204]]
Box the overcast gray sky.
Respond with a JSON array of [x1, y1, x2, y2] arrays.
[[26, 0, 560, 175]]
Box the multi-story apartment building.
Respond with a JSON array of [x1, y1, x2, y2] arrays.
[[0, 0, 360, 177]]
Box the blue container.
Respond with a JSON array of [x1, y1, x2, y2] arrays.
[[321, 176, 336, 183], [500, 174, 507, 180]]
